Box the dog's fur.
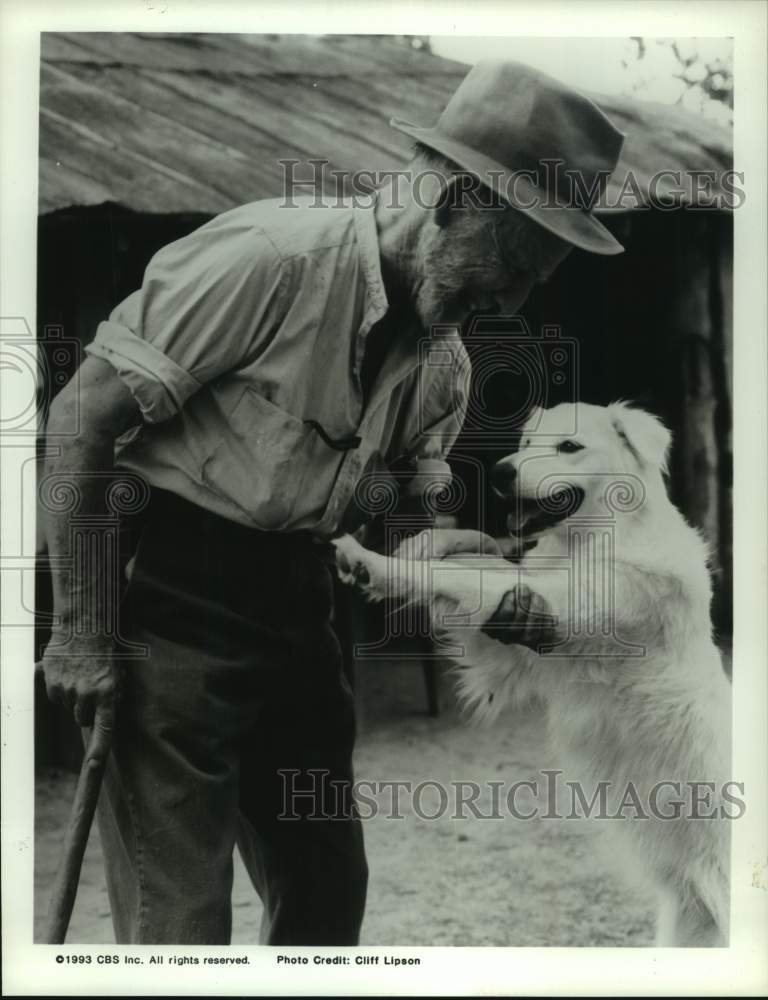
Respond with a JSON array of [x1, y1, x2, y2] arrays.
[[335, 402, 731, 946]]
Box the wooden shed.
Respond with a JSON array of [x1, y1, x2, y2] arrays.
[[36, 33, 733, 753]]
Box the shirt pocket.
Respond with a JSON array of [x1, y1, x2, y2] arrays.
[[200, 387, 352, 532], [201, 387, 314, 530]]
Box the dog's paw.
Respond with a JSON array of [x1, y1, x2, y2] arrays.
[[333, 535, 394, 603], [333, 535, 371, 586]]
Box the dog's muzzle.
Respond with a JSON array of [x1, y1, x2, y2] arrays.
[[504, 485, 586, 536]]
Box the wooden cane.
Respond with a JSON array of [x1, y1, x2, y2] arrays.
[[41, 692, 113, 944]]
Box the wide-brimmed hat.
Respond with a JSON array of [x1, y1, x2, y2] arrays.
[[390, 60, 626, 255]]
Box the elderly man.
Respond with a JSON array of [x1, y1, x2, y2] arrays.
[[41, 61, 624, 945]]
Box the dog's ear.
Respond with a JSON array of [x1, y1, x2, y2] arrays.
[[608, 402, 671, 472], [521, 406, 544, 437]]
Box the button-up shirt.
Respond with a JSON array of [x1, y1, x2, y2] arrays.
[[85, 196, 469, 536]]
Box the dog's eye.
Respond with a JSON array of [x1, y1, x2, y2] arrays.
[[557, 440, 584, 454]]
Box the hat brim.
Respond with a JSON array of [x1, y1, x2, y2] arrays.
[[390, 116, 624, 256]]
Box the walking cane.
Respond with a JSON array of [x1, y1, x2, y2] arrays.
[[38, 661, 114, 944]]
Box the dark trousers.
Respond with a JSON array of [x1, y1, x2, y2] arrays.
[[98, 489, 367, 944]]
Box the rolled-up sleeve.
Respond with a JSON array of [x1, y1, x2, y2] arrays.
[[85, 217, 288, 423]]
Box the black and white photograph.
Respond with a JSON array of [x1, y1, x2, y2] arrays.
[[1, 2, 767, 996]]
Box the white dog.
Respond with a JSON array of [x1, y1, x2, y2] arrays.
[[335, 402, 731, 947]]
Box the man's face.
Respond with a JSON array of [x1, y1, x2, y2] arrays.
[[413, 204, 573, 333]]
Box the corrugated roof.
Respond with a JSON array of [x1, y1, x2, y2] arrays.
[[39, 32, 733, 216]]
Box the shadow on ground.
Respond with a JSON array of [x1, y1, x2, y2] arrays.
[[35, 658, 656, 946]]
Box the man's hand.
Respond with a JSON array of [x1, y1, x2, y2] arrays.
[[41, 635, 122, 731], [393, 528, 503, 561], [480, 584, 558, 651]]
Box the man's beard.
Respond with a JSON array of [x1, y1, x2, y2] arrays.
[[413, 275, 475, 334], [414, 236, 498, 336]]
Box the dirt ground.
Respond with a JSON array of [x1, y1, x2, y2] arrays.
[[35, 658, 656, 947]]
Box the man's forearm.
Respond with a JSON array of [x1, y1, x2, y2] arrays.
[[43, 416, 119, 643], [40, 357, 142, 724]]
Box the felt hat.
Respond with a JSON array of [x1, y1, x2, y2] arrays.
[[390, 60, 626, 254]]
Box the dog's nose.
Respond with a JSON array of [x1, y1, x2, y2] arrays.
[[491, 460, 517, 497]]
